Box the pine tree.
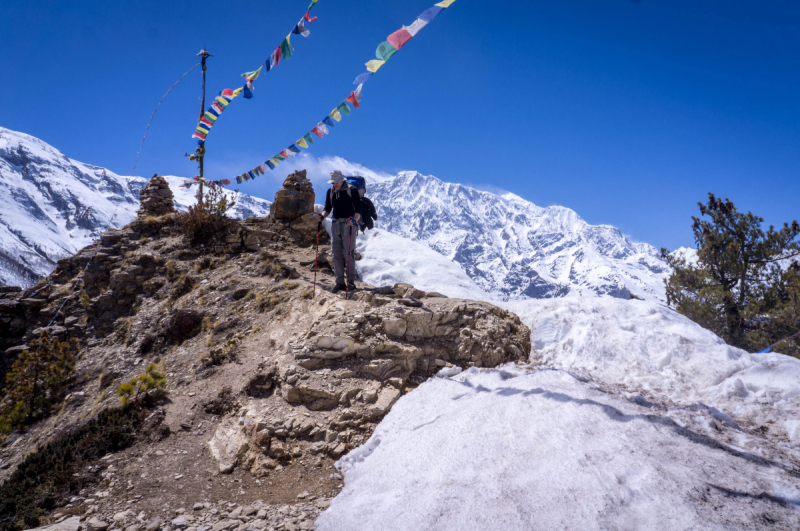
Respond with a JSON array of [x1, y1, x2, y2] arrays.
[[662, 194, 800, 354], [0, 332, 79, 433]]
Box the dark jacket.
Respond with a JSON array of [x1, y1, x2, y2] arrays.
[[324, 184, 362, 219]]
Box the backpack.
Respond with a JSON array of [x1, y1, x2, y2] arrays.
[[346, 176, 367, 197], [328, 177, 378, 232]]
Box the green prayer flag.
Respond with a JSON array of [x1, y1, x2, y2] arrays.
[[281, 38, 293, 61], [376, 41, 398, 61], [275, 154, 286, 161], [337, 102, 351, 116], [303, 133, 314, 145]]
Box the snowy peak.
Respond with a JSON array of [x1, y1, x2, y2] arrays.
[[0, 126, 270, 287], [370, 171, 668, 301]]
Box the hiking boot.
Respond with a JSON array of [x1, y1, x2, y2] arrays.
[[331, 283, 346, 294], [347, 281, 358, 291]]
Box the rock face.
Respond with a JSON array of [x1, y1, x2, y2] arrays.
[[270, 170, 315, 222], [207, 283, 530, 476], [137, 175, 175, 218]]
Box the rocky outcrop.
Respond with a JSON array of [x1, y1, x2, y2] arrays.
[[137, 175, 175, 218], [270, 170, 315, 222], [207, 286, 530, 476]]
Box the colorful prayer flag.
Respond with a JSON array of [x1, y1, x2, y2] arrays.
[[337, 102, 351, 116], [354, 72, 373, 85], [387, 28, 413, 50], [304, 11, 317, 23], [317, 122, 329, 134], [436, 0, 457, 7], [311, 127, 324, 137], [322, 116, 335, 128], [303, 133, 315, 144], [243, 85, 254, 99], [308, 0, 318, 10], [265, 160, 276, 170], [288, 144, 301, 154], [293, 20, 310, 37], [275, 154, 287, 161], [330, 108, 342, 121], [280, 150, 293, 158], [376, 41, 398, 61], [241, 66, 263, 81], [280, 36, 293, 60], [297, 137, 309, 149], [419, 6, 444, 22], [365, 60, 385, 73]]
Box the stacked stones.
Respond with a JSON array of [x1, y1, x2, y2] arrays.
[[270, 171, 315, 222], [138, 175, 175, 218], [281, 170, 313, 192]]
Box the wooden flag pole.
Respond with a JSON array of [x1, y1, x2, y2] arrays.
[[196, 48, 212, 204]]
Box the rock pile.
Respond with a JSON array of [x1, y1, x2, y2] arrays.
[[138, 175, 175, 218], [35, 499, 332, 531], [270, 171, 315, 222]]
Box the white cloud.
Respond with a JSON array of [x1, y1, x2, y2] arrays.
[[275, 153, 395, 187]]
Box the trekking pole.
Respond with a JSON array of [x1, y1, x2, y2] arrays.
[[345, 219, 353, 300], [313, 220, 321, 296]]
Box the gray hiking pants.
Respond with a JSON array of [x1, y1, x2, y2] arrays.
[[331, 218, 357, 285]]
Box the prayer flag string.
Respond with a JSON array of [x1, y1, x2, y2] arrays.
[[187, 0, 457, 189], [189, 1, 323, 146]]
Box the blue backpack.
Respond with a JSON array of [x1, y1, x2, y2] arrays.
[[346, 176, 367, 197]]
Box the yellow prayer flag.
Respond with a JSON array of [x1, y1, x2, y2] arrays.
[[296, 138, 309, 149], [435, 0, 456, 6], [232, 87, 243, 97], [269, 157, 281, 166], [366, 59, 386, 73], [286, 34, 294, 50], [330, 109, 342, 122]]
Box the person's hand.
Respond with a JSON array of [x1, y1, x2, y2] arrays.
[[354, 213, 361, 223], [318, 211, 326, 221]]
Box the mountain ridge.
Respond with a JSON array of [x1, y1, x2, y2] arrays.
[[369, 170, 669, 301]]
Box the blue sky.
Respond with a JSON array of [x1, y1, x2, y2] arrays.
[[2, 0, 798, 250]]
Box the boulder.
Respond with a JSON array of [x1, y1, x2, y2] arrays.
[[208, 419, 251, 473]]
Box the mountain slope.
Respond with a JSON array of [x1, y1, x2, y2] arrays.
[[369, 171, 669, 301], [0, 127, 270, 286]]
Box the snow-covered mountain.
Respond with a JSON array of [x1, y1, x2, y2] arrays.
[[0, 126, 270, 287], [370, 171, 669, 301]]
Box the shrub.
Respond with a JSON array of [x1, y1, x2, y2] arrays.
[[79, 293, 91, 307], [116, 363, 167, 405], [0, 393, 164, 531], [176, 185, 238, 244], [0, 332, 79, 434]]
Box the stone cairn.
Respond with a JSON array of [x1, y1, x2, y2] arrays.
[[270, 170, 315, 221], [137, 174, 175, 218]]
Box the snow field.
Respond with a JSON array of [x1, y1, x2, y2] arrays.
[[503, 297, 800, 445], [356, 229, 491, 301], [317, 366, 800, 530]]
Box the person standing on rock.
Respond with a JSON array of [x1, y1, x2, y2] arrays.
[[319, 170, 362, 293]]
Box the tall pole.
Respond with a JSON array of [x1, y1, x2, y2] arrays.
[[196, 48, 212, 204]]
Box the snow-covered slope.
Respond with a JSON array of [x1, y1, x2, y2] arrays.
[[369, 171, 669, 302], [0, 127, 270, 286], [331, 245, 800, 530], [357, 229, 491, 300]]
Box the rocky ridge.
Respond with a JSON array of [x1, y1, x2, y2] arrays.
[[0, 177, 530, 531]]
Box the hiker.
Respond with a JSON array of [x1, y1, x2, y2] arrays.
[[319, 170, 362, 293]]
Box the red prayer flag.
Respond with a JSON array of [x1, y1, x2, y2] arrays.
[[346, 92, 361, 109], [304, 11, 317, 22], [275, 46, 282, 66], [311, 127, 324, 138], [387, 28, 413, 50]]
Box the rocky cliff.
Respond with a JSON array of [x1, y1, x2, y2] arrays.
[[0, 179, 529, 531]]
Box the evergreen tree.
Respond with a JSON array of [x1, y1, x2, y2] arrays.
[[0, 332, 79, 433], [662, 194, 800, 354]]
